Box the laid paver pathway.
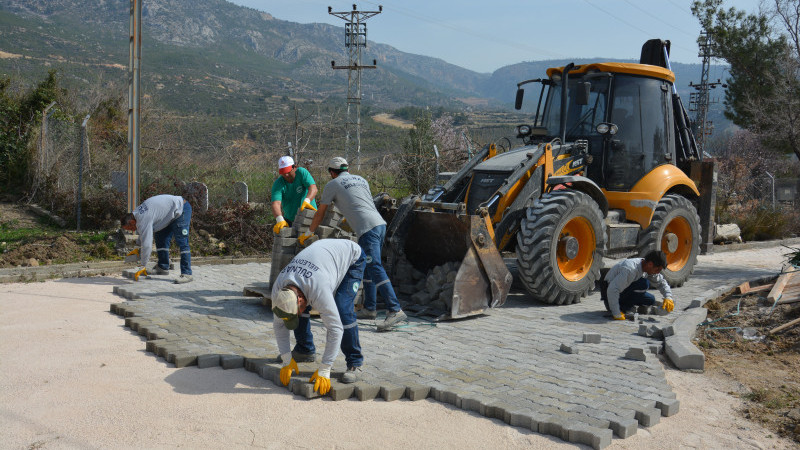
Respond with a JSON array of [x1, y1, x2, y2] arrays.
[[110, 245, 789, 449]]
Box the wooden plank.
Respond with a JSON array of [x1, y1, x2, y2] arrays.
[[736, 281, 751, 294], [767, 273, 794, 303], [776, 297, 800, 305], [744, 283, 775, 294], [769, 315, 800, 334]]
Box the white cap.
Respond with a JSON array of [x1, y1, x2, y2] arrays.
[[328, 156, 348, 171], [278, 156, 295, 175]]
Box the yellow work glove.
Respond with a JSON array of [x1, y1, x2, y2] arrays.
[[663, 298, 674, 313], [124, 248, 140, 263], [301, 198, 317, 211], [298, 230, 313, 247], [279, 358, 299, 386], [133, 266, 148, 281], [273, 216, 288, 235], [613, 312, 626, 321], [309, 368, 331, 395]]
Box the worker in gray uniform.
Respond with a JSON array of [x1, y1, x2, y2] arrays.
[[121, 194, 193, 284], [272, 239, 367, 390], [600, 250, 675, 320], [299, 156, 407, 332]]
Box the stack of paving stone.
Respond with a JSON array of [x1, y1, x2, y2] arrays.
[[391, 255, 460, 314], [268, 205, 357, 288]]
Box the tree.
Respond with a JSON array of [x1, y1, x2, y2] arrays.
[[399, 112, 438, 194], [692, 0, 800, 162], [0, 70, 65, 193]]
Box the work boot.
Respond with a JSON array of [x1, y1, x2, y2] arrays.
[[174, 274, 193, 284], [377, 310, 407, 331], [151, 266, 169, 275], [341, 366, 361, 384], [356, 308, 377, 319], [273, 350, 316, 364]]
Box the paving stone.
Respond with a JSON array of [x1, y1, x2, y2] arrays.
[[566, 422, 613, 449], [583, 332, 601, 344], [560, 343, 579, 354], [197, 354, 220, 368], [657, 398, 680, 417], [380, 384, 406, 402], [635, 407, 661, 427], [220, 355, 245, 370], [405, 384, 430, 401], [173, 353, 197, 368], [296, 382, 321, 399], [624, 347, 647, 361], [329, 382, 355, 401], [354, 382, 380, 401]]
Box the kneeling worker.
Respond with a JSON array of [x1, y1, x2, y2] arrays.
[[601, 250, 675, 320], [272, 239, 366, 394]]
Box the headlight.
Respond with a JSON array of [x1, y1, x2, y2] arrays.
[[596, 123, 609, 134], [517, 125, 531, 136], [596, 123, 619, 135]]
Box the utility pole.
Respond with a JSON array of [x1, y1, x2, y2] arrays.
[[329, 4, 381, 170], [688, 31, 725, 155], [127, 0, 142, 211]]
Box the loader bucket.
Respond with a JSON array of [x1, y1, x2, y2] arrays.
[[385, 200, 512, 320]]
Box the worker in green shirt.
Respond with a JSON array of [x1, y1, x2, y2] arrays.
[[271, 155, 318, 234]]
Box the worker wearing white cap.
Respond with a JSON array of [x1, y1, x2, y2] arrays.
[[300, 156, 407, 332], [272, 239, 366, 392], [271, 155, 317, 234]]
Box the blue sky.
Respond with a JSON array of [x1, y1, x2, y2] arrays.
[[229, 0, 760, 74]]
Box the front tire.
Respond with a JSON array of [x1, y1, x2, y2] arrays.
[[516, 190, 606, 305], [638, 194, 700, 287]]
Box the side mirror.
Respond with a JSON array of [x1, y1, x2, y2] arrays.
[[515, 88, 524, 110], [576, 82, 591, 105]]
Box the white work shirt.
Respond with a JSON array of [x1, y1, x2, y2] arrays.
[[320, 172, 385, 238], [272, 239, 362, 370], [606, 257, 672, 317], [133, 195, 185, 267]]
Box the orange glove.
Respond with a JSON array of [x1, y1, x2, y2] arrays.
[[273, 216, 288, 234], [279, 358, 299, 386], [663, 298, 674, 313], [613, 312, 626, 321], [133, 266, 148, 281], [298, 231, 313, 247], [310, 368, 331, 395], [301, 198, 317, 211]]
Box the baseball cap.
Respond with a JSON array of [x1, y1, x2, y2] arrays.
[[272, 288, 299, 330], [328, 156, 348, 171], [278, 156, 295, 175]]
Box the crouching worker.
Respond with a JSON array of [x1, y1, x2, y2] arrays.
[[600, 250, 675, 320], [121, 194, 193, 284], [272, 239, 366, 394]]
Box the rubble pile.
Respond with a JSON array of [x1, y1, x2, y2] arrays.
[[391, 257, 460, 312]]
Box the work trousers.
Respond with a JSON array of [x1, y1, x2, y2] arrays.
[[358, 224, 402, 312], [293, 250, 367, 368], [154, 201, 192, 275]]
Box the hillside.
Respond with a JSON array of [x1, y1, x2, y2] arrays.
[[0, 0, 729, 131]]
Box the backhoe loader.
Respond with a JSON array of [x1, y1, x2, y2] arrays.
[[379, 39, 716, 316]]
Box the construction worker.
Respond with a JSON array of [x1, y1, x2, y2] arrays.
[[120, 194, 193, 284], [299, 156, 407, 332], [600, 250, 675, 320], [272, 239, 366, 391], [271, 155, 317, 234]]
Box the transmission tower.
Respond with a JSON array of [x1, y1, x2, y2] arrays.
[[688, 31, 725, 155], [329, 4, 382, 169]]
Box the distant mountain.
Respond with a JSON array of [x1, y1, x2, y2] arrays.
[[0, 0, 729, 130]]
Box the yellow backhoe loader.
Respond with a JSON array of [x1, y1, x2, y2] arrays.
[[379, 39, 716, 318]]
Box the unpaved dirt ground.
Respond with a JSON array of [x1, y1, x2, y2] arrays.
[[372, 113, 414, 129], [698, 274, 800, 444]]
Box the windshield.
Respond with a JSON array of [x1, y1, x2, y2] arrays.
[[541, 75, 610, 138]]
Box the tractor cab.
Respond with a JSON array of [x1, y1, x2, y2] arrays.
[[515, 63, 679, 192]]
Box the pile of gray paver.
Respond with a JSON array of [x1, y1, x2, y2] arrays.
[[391, 258, 459, 314], [269, 206, 356, 287]]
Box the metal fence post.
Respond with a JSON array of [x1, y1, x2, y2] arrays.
[[77, 114, 90, 231]]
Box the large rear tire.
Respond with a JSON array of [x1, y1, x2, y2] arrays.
[[516, 190, 606, 305], [638, 194, 700, 287]]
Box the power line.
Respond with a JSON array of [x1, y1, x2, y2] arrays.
[[622, 0, 697, 37]]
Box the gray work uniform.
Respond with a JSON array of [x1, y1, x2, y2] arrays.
[[132, 195, 185, 267], [272, 239, 364, 371], [606, 258, 672, 318], [320, 173, 384, 238]]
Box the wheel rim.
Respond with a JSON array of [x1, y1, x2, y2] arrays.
[[557, 216, 595, 281], [662, 216, 692, 272]]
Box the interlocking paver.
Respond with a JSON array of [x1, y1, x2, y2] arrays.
[[108, 247, 786, 448]]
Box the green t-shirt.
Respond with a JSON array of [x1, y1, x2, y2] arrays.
[[271, 167, 317, 222]]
